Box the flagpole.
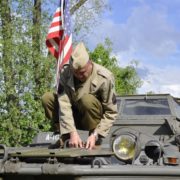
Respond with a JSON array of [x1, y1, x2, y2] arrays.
[[56, 0, 65, 92]]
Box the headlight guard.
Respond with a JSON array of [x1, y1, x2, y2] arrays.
[[112, 130, 141, 162]]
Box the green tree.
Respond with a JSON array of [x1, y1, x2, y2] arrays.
[[0, 0, 110, 146], [89, 39, 142, 95], [0, 0, 52, 146]]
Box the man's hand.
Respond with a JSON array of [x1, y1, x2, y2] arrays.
[[85, 134, 97, 150], [69, 131, 83, 148]]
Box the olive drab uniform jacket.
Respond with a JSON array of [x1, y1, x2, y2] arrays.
[[58, 62, 118, 137]]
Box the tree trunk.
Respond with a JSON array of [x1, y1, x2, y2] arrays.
[[32, 0, 42, 100], [70, 0, 88, 15]]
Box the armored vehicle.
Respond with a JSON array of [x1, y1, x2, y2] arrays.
[[1, 94, 180, 180]]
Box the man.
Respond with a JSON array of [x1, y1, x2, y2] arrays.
[[42, 42, 117, 149]]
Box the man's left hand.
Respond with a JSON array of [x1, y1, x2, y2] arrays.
[[85, 134, 96, 150]]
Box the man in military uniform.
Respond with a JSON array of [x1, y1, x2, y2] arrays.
[[42, 42, 117, 149]]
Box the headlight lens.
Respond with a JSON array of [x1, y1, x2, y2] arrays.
[[112, 133, 137, 161], [144, 140, 162, 161]]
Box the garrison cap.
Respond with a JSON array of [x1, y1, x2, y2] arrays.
[[70, 42, 89, 70]]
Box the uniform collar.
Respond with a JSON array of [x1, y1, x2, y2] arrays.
[[66, 62, 98, 90]]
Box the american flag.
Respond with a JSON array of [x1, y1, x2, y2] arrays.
[[46, 0, 72, 88]]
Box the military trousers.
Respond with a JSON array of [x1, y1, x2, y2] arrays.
[[41, 92, 103, 133]]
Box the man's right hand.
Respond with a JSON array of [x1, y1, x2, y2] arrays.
[[69, 131, 83, 148]]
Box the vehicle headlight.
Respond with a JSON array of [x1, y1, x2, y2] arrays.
[[112, 133, 139, 161], [144, 140, 162, 161]]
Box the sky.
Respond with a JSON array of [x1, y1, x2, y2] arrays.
[[85, 0, 180, 97]]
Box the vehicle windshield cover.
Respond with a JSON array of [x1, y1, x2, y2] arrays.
[[122, 98, 171, 115]]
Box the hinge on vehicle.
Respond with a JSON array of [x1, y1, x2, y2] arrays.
[[91, 158, 102, 168], [10, 157, 19, 163], [47, 157, 58, 164]]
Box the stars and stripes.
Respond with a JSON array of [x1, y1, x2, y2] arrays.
[[46, 0, 72, 89]]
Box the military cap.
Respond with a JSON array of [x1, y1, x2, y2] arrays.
[[70, 42, 89, 70]]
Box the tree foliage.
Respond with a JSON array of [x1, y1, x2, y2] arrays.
[[0, 0, 142, 146], [0, 0, 54, 146], [71, 0, 109, 43], [89, 39, 142, 95]]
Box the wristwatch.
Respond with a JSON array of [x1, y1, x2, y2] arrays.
[[91, 131, 98, 140]]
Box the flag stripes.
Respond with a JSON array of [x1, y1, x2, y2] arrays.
[[46, 0, 72, 90]]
